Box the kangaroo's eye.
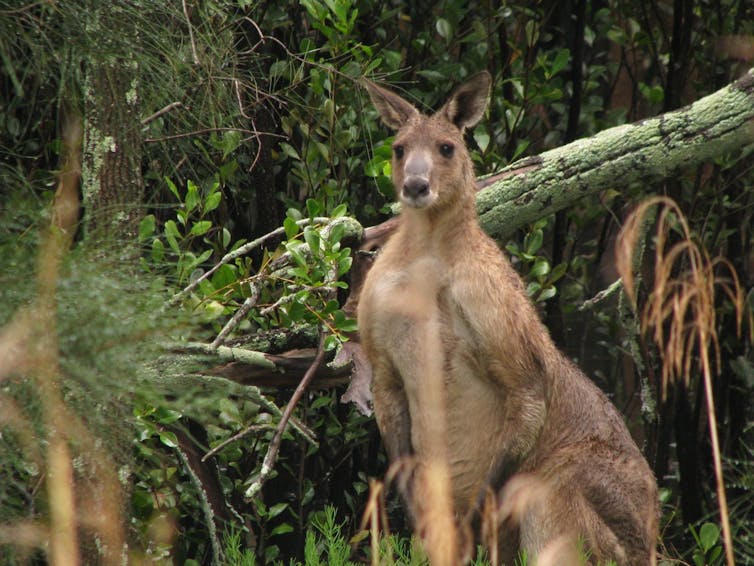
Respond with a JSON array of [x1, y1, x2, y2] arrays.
[[393, 145, 404, 159], [439, 143, 454, 157]]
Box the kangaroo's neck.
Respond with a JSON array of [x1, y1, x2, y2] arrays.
[[397, 188, 479, 258]]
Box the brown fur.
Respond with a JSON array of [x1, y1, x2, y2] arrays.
[[358, 72, 658, 565]]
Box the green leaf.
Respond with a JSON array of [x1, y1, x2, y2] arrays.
[[311, 395, 333, 410], [270, 523, 294, 536], [185, 180, 200, 212], [192, 248, 213, 268], [154, 406, 182, 425], [549, 262, 568, 283], [287, 298, 307, 322], [699, 522, 720, 552], [436, 18, 452, 39], [222, 130, 241, 159], [165, 219, 181, 239], [525, 19, 539, 47], [473, 126, 490, 153], [268, 502, 289, 520], [537, 286, 557, 302], [328, 222, 345, 245], [204, 191, 222, 213], [287, 244, 308, 268], [529, 257, 550, 280], [512, 139, 530, 161], [139, 214, 156, 242], [151, 238, 165, 262], [335, 316, 357, 333], [269, 59, 289, 80], [211, 264, 237, 290], [164, 176, 181, 200], [165, 233, 180, 254], [323, 334, 340, 351], [365, 155, 386, 177], [306, 198, 323, 219], [524, 229, 543, 255], [303, 225, 320, 254], [280, 142, 301, 161], [158, 430, 178, 448], [284, 216, 299, 240], [550, 48, 571, 77], [337, 256, 352, 277], [189, 220, 212, 236]]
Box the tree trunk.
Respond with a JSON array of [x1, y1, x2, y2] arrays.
[[476, 67, 754, 241], [81, 2, 144, 245]]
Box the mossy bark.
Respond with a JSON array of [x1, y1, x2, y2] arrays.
[[476, 67, 754, 240], [81, 2, 144, 245]]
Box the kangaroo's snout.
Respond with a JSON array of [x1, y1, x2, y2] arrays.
[[400, 148, 433, 207], [403, 176, 430, 200]]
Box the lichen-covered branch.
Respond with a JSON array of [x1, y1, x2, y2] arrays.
[[476, 67, 754, 240]]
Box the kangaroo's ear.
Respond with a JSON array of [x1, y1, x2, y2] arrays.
[[362, 79, 419, 131], [438, 71, 491, 131]]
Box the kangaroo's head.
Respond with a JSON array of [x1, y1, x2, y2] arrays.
[[363, 72, 491, 212]]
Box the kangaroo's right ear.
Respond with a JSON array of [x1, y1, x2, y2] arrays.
[[362, 79, 419, 131]]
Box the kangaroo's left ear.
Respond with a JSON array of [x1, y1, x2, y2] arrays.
[[438, 71, 491, 131]]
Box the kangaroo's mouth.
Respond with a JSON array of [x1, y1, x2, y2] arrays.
[[400, 190, 437, 209]]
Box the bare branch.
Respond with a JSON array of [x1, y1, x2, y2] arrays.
[[477, 67, 754, 240], [202, 423, 273, 463], [183, 342, 276, 369], [245, 333, 327, 499], [141, 102, 183, 126], [211, 286, 261, 348], [182, 0, 200, 65]]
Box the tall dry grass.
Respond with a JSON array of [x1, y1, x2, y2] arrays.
[[0, 114, 126, 564], [616, 195, 745, 566]]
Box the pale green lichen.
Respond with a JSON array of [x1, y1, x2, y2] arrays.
[[126, 82, 139, 106]]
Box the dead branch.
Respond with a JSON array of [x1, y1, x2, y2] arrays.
[[244, 333, 327, 499]]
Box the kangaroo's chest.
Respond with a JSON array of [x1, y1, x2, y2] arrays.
[[362, 254, 447, 376], [362, 253, 504, 510]]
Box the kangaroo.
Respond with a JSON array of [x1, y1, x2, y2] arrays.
[[357, 71, 658, 565]]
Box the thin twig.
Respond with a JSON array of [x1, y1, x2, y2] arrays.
[[234, 79, 252, 120], [0, 1, 47, 15], [202, 424, 272, 462], [141, 102, 183, 126], [145, 127, 281, 144], [258, 284, 339, 317], [244, 333, 327, 499], [239, 16, 266, 54], [182, 0, 200, 65], [579, 278, 623, 311], [184, 372, 317, 445], [211, 286, 260, 348]]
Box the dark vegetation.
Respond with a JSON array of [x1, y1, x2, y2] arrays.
[[0, 0, 752, 563]]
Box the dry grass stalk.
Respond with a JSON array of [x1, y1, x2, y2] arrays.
[[616, 195, 743, 566], [371, 456, 461, 565], [361, 478, 390, 566], [0, 113, 126, 564]]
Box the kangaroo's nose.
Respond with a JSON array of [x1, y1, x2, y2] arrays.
[[403, 176, 430, 199]]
